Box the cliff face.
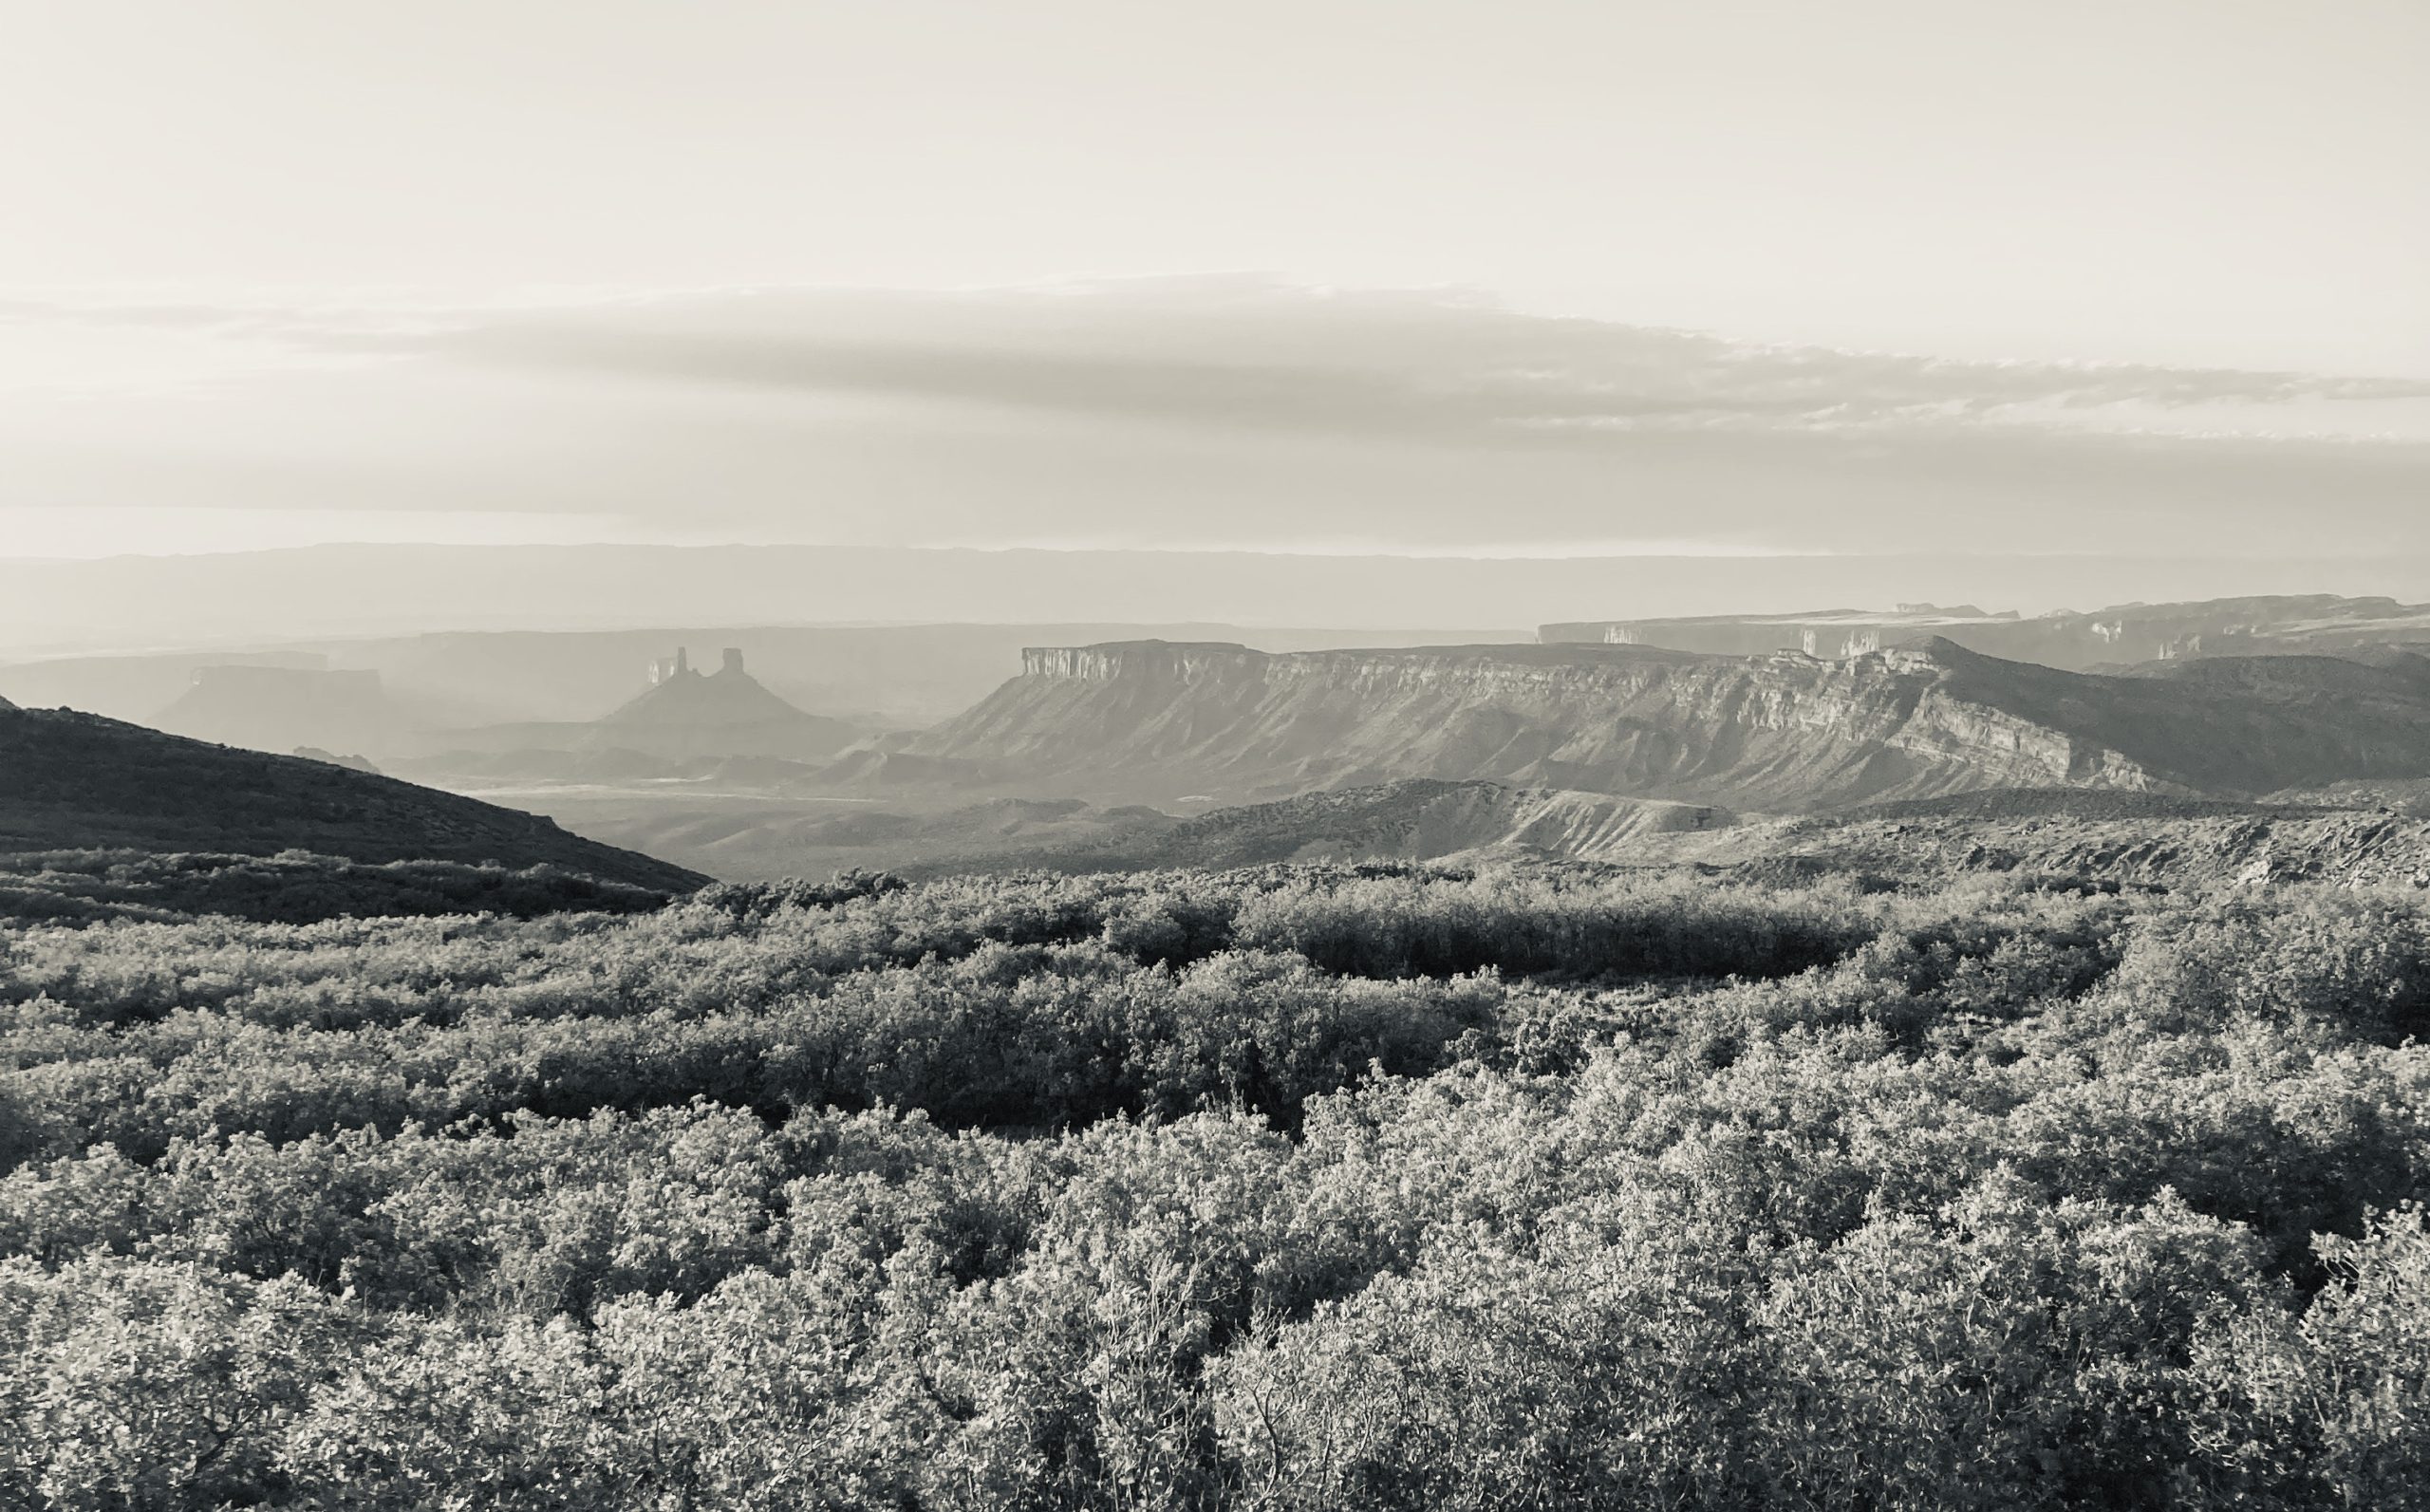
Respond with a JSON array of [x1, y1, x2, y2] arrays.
[[879, 638, 2430, 810], [886, 642, 2107, 808]]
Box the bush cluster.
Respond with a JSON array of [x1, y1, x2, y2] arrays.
[[0, 849, 678, 925], [4, 864, 2427, 1508]]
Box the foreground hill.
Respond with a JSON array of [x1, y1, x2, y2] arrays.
[[840, 638, 2430, 809], [0, 704, 705, 891]]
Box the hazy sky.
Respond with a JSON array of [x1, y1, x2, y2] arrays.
[[1, 1, 2422, 562]]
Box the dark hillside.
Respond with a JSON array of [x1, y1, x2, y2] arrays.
[[0, 706, 704, 892], [1926, 642, 2430, 795]]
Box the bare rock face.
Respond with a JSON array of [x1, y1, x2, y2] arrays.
[[881, 638, 2430, 811], [586, 647, 859, 760]]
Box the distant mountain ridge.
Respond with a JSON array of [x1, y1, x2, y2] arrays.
[[1542, 593, 2430, 669], [24, 543, 2430, 656], [0, 704, 705, 891], [0, 622, 1537, 737], [836, 637, 2430, 810]]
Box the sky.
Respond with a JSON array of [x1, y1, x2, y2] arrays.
[[0, 0, 2422, 568]]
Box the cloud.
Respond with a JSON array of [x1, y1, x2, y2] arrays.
[[393, 277, 2430, 441], [0, 277, 2424, 562], [24, 275, 2423, 435]]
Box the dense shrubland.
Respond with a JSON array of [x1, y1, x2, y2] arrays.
[[0, 849, 679, 926], [3, 862, 2426, 1508]]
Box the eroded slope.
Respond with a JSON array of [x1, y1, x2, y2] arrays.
[[863, 639, 2430, 809]]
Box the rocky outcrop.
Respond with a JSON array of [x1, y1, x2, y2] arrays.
[[437, 648, 862, 764], [869, 638, 2430, 811], [1019, 644, 1272, 681], [606, 647, 817, 729]]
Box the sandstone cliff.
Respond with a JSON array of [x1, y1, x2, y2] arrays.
[[866, 638, 2430, 810]]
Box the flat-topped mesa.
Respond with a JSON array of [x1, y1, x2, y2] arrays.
[[900, 635, 2192, 809], [1015, 640, 1966, 700], [1543, 595, 2430, 671], [1546, 607, 2018, 660]]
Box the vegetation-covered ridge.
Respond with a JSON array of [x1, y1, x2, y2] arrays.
[[0, 704, 705, 892], [4, 861, 2428, 1507], [0, 849, 682, 926]]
